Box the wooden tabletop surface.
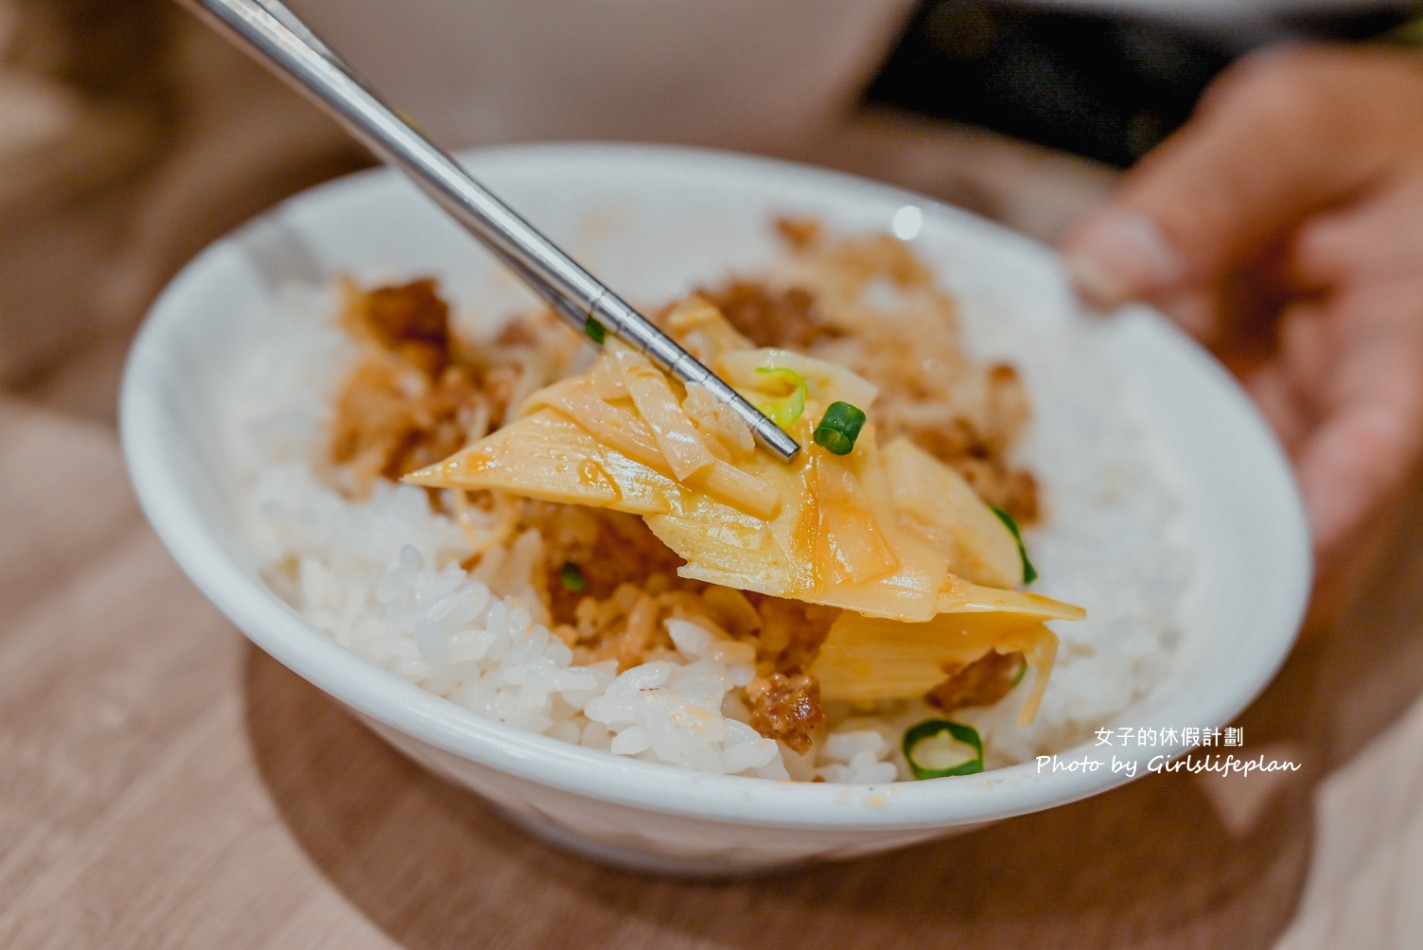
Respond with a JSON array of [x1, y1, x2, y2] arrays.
[[5, 18, 1423, 950]]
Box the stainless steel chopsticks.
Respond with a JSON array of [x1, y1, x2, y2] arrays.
[[178, 0, 801, 462]]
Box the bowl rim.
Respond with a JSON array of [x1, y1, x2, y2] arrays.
[[119, 141, 1312, 828]]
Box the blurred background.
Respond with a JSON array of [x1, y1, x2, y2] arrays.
[[0, 0, 1414, 419], [872, 0, 1415, 165]]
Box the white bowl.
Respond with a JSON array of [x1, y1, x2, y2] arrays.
[[121, 143, 1311, 874]]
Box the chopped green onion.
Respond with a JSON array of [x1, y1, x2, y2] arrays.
[[755, 366, 805, 390], [754, 366, 807, 428], [903, 719, 985, 779], [758, 389, 806, 429], [558, 561, 587, 592], [583, 316, 606, 345], [990, 506, 1037, 585], [812, 401, 866, 455]]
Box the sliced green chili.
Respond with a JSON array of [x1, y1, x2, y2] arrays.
[[558, 561, 587, 592], [583, 316, 606, 345], [991, 505, 1038, 585], [813, 401, 867, 455], [903, 719, 985, 779]]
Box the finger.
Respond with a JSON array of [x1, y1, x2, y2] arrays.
[[1063, 46, 1420, 310], [1294, 285, 1423, 555], [1288, 179, 1423, 293], [1297, 401, 1417, 555]]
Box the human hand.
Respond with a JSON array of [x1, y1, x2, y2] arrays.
[[1061, 45, 1423, 622]]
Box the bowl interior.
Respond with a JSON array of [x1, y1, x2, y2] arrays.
[[121, 143, 1311, 827]]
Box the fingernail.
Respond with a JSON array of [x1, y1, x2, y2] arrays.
[[1064, 208, 1184, 308]]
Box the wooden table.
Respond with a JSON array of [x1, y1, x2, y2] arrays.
[[5, 20, 1423, 949]]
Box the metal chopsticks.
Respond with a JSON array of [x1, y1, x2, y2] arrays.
[[178, 0, 801, 462]]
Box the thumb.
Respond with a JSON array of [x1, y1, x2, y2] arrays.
[[1062, 47, 1390, 309]]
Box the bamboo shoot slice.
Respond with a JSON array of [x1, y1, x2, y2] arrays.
[[881, 437, 1023, 587], [609, 344, 717, 481], [404, 408, 679, 515], [809, 611, 1059, 725]]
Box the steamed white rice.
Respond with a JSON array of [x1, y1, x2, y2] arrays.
[[228, 266, 1189, 783]]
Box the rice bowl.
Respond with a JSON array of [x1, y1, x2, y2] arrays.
[[120, 144, 1311, 872]]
